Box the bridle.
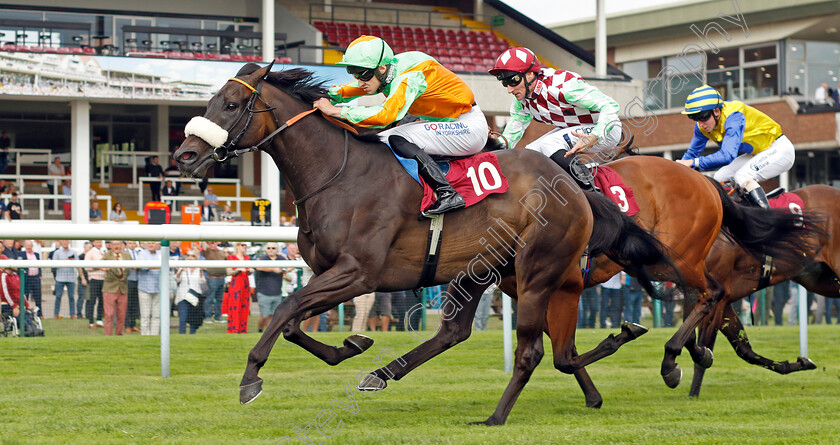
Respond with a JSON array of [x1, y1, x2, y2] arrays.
[[198, 68, 360, 205]]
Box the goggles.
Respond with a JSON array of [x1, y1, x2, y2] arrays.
[[497, 73, 524, 88], [688, 109, 714, 122], [347, 66, 377, 82]]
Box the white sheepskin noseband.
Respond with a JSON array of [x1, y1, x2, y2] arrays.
[[184, 116, 229, 149]]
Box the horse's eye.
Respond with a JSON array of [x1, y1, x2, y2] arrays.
[[225, 102, 238, 111]]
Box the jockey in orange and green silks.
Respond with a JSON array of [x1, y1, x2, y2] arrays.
[[677, 85, 794, 209], [313, 35, 488, 216]]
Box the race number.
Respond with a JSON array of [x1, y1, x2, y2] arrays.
[[789, 202, 804, 227], [610, 185, 630, 212], [466, 162, 503, 196]]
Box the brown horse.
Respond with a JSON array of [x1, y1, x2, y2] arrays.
[[174, 64, 675, 424], [685, 184, 836, 397]]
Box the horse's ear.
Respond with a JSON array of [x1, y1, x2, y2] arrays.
[[262, 60, 275, 80]]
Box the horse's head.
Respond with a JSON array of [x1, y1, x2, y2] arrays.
[[175, 62, 279, 177]]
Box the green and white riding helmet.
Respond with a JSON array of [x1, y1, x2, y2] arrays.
[[336, 35, 394, 89]]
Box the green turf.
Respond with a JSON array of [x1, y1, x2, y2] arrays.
[[3, 323, 840, 444]]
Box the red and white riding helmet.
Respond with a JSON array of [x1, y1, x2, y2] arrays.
[[488, 47, 541, 76]]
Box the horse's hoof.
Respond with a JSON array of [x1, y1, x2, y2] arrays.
[[621, 321, 649, 340], [357, 373, 387, 392], [344, 334, 374, 353], [240, 378, 263, 405], [468, 417, 504, 426], [798, 356, 817, 370], [698, 347, 714, 369], [585, 398, 603, 409], [662, 366, 682, 389]]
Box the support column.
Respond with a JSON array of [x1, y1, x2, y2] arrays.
[[154, 105, 170, 159], [662, 150, 673, 160], [71, 100, 91, 223], [595, 0, 607, 77], [261, 152, 280, 226], [780, 170, 790, 190], [241, 155, 255, 187], [262, 0, 275, 63]]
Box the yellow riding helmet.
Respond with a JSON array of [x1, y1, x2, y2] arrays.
[[682, 85, 724, 115]]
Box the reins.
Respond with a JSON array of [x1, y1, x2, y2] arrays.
[[219, 74, 360, 206]]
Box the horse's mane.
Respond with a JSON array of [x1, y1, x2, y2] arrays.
[[236, 64, 330, 104]]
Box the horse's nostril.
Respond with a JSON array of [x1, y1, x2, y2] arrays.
[[180, 151, 197, 162]]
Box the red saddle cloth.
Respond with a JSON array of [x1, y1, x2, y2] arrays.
[[420, 152, 509, 213], [592, 165, 640, 216], [769, 192, 805, 214]]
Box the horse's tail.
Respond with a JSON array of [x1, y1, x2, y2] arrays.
[[706, 177, 824, 267], [584, 191, 681, 297]]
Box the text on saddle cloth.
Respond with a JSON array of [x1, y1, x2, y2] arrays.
[[591, 166, 640, 216], [389, 149, 510, 213]]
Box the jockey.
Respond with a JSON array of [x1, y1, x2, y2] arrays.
[[677, 85, 794, 209], [489, 47, 622, 192], [313, 35, 488, 216]]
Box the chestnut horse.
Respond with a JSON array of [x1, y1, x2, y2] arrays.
[[686, 184, 836, 397], [174, 64, 676, 424]]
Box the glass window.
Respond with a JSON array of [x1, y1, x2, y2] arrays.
[[644, 79, 665, 110], [647, 59, 663, 79], [621, 60, 647, 80], [743, 64, 778, 99], [707, 47, 738, 70], [805, 41, 840, 64], [666, 53, 703, 74], [785, 62, 806, 96], [669, 75, 704, 111], [708, 70, 740, 100], [787, 40, 804, 61], [744, 45, 776, 63]]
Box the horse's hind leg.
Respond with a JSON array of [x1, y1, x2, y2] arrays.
[[718, 303, 816, 374], [282, 313, 374, 366], [241, 254, 374, 404], [359, 278, 486, 390]]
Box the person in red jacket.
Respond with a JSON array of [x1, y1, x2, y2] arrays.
[[0, 254, 25, 318]]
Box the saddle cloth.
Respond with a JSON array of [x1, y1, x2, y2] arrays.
[[390, 150, 509, 213], [592, 166, 640, 216], [769, 192, 805, 214]]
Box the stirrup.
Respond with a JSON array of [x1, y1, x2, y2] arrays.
[[422, 191, 465, 216]]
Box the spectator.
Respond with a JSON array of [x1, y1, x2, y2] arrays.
[[352, 292, 375, 332], [164, 156, 183, 194], [658, 282, 677, 328], [0, 254, 24, 318], [0, 130, 10, 174], [1, 239, 19, 261], [578, 286, 599, 329], [623, 274, 644, 325], [255, 242, 286, 333], [102, 240, 131, 336], [76, 241, 91, 321], [204, 185, 219, 214], [174, 249, 205, 334], [145, 155, 164, 202], [52, 240, 79, 320], [136, 241, 162, 335], [84, 239, 105, 329], [225, 241, 253, 333], [219, 204, 236, 222], [369, 292, 393, 332], [61, 179, 72, 220], [0, 179, 6, 193], [161, 180, 178, 211], [474, 285, 496, 331], [201, 241, 226, 323], [7, 192, 21, 220], [109, 202, 127, 222], [600, 273, 624, 329], [168, 242, 181, 259], [770, 281, 790, 326], [814, 82, 828, 104], [200, 198, 215, 221], [832, 82, 840, 107], [89, 201, 102, 222], [20, 240, 42, 318], [124, 240, 141, 333], [47, 156, 65, 210]]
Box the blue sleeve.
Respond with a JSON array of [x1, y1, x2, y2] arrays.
[[697, 112, 746, 170], [681, 126, 709, 160]]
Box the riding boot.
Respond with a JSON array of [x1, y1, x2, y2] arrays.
[[747, 187, 771, 209], [389, 135, 465, 215], [549, 149, 598, 192]]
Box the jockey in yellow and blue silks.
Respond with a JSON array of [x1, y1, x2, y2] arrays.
[[313, 35, 488, 216], [676, 85, 794, 209]]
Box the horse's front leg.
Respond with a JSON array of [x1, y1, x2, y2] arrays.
[[281, 313, 374, 366], [240, 254, 375, 404]]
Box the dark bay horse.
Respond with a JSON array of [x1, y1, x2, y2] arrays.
[[174, 64, 675, 423], [686, 184, 837, 397]]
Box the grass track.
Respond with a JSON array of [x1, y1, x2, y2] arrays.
[[3, 324, 840, 444]]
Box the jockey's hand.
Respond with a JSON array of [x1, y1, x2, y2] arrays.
[[675, 159, 695, 168], [313, 98, 341, 118], [566, 132, 597, 157]]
